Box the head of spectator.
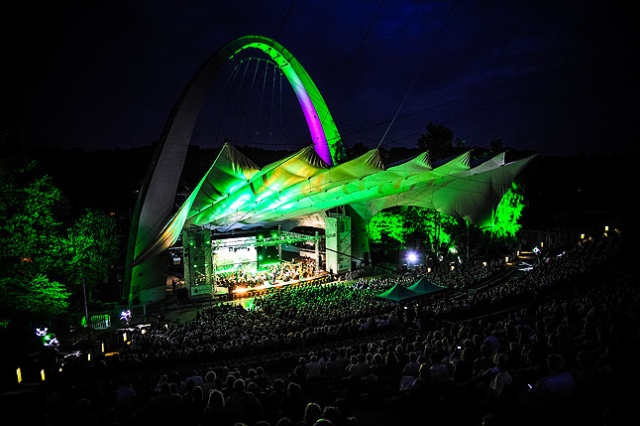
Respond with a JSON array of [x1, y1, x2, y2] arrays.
[[276, 417, 293, 426], [303, 402, 322, 424], [321, 405, 342, 425], [206, 389, 225, 411]]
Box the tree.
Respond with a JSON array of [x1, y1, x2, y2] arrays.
[[367, 193, 527, 268], [481, 181, 525, 240], [62, 209, 120, 305], [0, 134, 121, 325], [0, 275, 70, 320], [401, 206, 459, 253], [489, 138, 504, 153], [0, 135, 70, 323], [368, 206, 463, 267], [347, 142, 370, 159], [417, 122, 455, 162], [368, 209, 406, 245]]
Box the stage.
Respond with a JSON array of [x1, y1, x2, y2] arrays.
[[167, 271, 331, 303]]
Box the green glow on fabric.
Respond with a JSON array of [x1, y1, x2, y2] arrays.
[[232, 36, 346, 166]]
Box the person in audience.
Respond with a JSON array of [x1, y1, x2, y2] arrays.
[[305, 353, 323, 384], [523, 352, 577, 423], [225, 378, 265, 425], [277, 381, 306, 424], [201, 370, 218, 395], [301, 402, 322, 425], [202, 389, 233, 426]]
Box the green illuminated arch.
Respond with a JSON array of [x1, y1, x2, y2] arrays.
[[230, 35, 345, 165]]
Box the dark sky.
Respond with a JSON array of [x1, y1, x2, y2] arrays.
[[2, 0, 633, 158]]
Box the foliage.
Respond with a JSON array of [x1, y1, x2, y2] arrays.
[[368, 188, 526, 264], [481, 181, 525, 240], [0, 143, 70, 323], [346, 142, 371, 159], [0, 135, 120, 323], [62, 209, 120, 301], [0, 154, 65, 278], [401, 206, 458, 251], [368, 206, 459, 255], [0, 275, 70, 320], [417, 121, 455, 162], [368, 210, 405, 244]]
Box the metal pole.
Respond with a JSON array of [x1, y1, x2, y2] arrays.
[[277, 225, 282, 261], [82, 274, 91, 339], [315, 231, 320, 275], [467, 221, 470, 267]]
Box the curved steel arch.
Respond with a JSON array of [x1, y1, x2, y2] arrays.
[[124, 35, 345, 304], [230, 35, 345, 166]]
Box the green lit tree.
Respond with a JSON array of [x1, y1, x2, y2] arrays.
[[62, 209, 120, 305], [367, 209, 405, 261], [368, 209, 406, 244], [368, 206, 462, 266], [0, 134, 121, 324], [401, 206, 458, 253], [367, 190, 526, 267], [481, 181, 525, 240], [0, 275, 70, 320], [0, 137, 70, 323]]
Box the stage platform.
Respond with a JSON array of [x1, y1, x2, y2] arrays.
[[169, 272, 332, 303]]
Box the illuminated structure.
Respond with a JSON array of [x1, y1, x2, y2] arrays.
[[124, 35, 534, 305]]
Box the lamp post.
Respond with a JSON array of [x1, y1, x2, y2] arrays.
[[76, 244, 93, 341], [82, 273, 91, 339]]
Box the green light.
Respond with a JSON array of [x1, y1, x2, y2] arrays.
[[481, 181, 524, 239]]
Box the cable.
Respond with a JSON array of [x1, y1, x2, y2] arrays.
[[377, 0, 459, 149], [274, 0, 297, 41]]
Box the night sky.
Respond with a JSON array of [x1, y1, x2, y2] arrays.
[[2, 0, 633, 158]]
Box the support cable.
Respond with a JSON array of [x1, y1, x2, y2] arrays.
[[377, 0, 458, 149]]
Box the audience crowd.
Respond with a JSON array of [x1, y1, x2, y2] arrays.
[[16, 231, 639, 426]]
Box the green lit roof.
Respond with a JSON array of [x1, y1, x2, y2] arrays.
[[134, 143, 534, 266]]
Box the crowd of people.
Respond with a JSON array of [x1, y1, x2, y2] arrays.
[[14, 230, 638, 426]]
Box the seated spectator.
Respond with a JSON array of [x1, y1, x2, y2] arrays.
[[325, 348, 349, 379], [320, 405, 343, 425], [346, 353, 370, 381], [202, 389, 232, 426], [278, 381, 306, 424], [302, 402, 322, 425], [429, 358, 450, 383], [306, 353, 323, 383], [225, 378, 265, 425], [400, 362, 430, 393], [201, 370, 217, 395], [524, 353, 577, 421], [452, 347, 475, 385], [402, 350, 421, 378], [275, 417, 293, 426], [487, 353, 514, 399]]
